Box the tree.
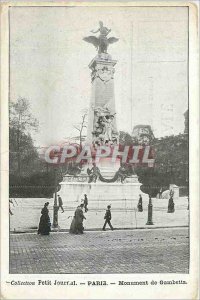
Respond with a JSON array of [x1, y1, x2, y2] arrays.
[[73, 109, 88, 147], [119, 131, 133, 146], [9, 97, 39, 176], [9, 127, 38, 175], [135, 166, 165, 197], [152, 134, 189, 193], [135, 133, 189, 197], [9, 166, 63, 198]]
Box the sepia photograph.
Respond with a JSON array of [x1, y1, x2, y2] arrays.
[[0, 1, 199, 299]]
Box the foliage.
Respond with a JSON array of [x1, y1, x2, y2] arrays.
[[153, 134, 188, 186], [119, 131, 133, 146], [135, 134, 189, 196], [9, 167, 63, 198], [9, 127, 38, 175], [9, 97, 39, 134], [119, 131, 189, 196], [63, 162, 82, 176], [9, 98, 39, 176]]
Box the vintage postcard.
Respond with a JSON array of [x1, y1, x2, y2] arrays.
[[0, 1, 199, 299]]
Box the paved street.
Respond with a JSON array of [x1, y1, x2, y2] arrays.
[[10, 227, 189, 274]]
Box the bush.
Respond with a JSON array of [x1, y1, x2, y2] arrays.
[[9, 171, 62, 198]]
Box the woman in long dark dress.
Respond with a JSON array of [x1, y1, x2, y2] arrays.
[[70, 204, 86, 234], [137, 194, 143, 212], [38, 202, 51, 235], [69, 215, 77, 234]]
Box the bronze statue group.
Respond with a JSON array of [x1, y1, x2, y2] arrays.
[[37, 194, 114, 235]]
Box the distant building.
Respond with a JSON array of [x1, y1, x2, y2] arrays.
[[132, 125, 155, 145], [64, 135, 86, 144], [184, 109, 189, 134]]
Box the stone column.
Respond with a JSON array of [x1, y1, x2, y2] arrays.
[[86, 54, 118, 144]]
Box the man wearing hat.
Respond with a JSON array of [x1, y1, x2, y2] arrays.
[[102, 205, 114, 231], [83, 194, 88, 213], [58, 195, 64, 213]]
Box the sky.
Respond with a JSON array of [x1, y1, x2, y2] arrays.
[[10, 6, 188, 147]]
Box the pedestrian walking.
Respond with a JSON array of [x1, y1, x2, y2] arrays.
[[38, 202, 51, 235], [158, 187, 163, 199], [58, 195, 64, 213], [69, 214, 77, 234], [70, 204, 86, 234], [83, 194, 88, 212], [167, 196, 175, 213], [169, 189, 174, 198], [137, 194, 143, 212], [102, 205, 114, 231], [75, 203, 86, 233]]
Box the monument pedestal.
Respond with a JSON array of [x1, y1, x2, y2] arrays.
[[59, 32, 147, 215], [87, 55, 118, 145], [59, 176, 146, 210]]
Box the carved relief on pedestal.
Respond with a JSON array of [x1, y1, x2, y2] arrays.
[[91, 105, 118, 146], [91, 64, 115, 83]]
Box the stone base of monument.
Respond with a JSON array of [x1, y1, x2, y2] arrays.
[[59, 174, 147, 210]]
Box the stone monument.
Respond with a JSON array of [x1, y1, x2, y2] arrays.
[[59, 21, 146, 209]]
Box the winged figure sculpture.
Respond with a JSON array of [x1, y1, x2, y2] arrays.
[[83, 21, 119, 54]]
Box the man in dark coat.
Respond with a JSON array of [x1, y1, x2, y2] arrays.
[[137, 194, 143, 212], [58, 195, 64, 213], [83, 194, 88, 212], [158, 188, 163, 199], [102, 205, 114, 231]]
